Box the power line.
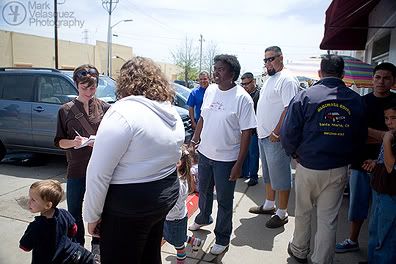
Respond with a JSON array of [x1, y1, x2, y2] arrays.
[[119, 1, 184, 35]]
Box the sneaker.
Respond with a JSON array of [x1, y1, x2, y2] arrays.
[[335, 238, 359, 253], [192, 238, 205, 255], [249, 205, 275, 215], [287, 243, 308, 263], [265, 215, 288, 228], [210, 243, 228, 255], [244, 178, 258, 186], [188, 216, 213, 231]]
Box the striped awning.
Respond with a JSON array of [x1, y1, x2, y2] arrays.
[[342, 56, 374, 88]]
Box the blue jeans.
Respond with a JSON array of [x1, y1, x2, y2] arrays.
[[242, 133, 259, 181], [195, 153, 236, 246], [67, 177, 86, 246], [348, 169, 371, 221], [368, 191, 396, 263]]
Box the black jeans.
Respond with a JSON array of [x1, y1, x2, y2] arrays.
[[100, 172, 179, 264]]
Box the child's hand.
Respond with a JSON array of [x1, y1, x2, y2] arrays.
[[362, 159, 376, 172], [383, 131, 395, 142]]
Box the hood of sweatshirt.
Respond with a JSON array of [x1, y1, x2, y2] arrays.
[[119, 95, 178, 127]]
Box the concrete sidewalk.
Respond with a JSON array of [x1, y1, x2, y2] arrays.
[[161, 177, 369, 264], [0, 156, 368, 263]]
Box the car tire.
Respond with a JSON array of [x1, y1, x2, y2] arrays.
[[0, 141, 6, 161]]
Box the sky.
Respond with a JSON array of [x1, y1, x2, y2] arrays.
[[0, 0, 333, 75]]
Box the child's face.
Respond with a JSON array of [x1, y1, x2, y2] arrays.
[[28, 189, 51, 214], [384, 108, 396, 132]]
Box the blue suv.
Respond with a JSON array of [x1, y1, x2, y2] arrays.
[[0, 68, 193, 160]]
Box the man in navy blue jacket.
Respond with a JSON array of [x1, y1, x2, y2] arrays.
[[281, 55, 366, 264]]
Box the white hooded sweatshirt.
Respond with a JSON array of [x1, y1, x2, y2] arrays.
[[83, 95, 185, 223]]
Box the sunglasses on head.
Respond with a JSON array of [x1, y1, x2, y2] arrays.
[[241, 80, 253, 86], [263, 55, 280, 64], [74, 68, 99, 79]]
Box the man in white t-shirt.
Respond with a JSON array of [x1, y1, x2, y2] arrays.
[[188, 54, 257, 255], [249, 46, 299, 229]]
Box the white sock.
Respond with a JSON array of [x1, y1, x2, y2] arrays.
[[276, 208, 288, 219], [263, 200, 275, 210]]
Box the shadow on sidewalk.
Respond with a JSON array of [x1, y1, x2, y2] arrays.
[[232, 214, 284, 251]]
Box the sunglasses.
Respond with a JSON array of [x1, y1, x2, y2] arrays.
[[74, 68, 99, 79], [241, 80, 253, 86], [263, 55, 280, 64]]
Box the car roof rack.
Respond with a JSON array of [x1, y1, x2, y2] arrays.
[[0, 67, 61, 72]]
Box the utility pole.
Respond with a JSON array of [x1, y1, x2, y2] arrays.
[[54, 0, 58, 69], [82, 29, 89, 44], [199, 34, 204, 73], [102, 0, 118, 76]]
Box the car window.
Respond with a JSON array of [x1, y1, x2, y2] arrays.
[[37, 76, 77, 104], [0, 75, 34, 101], [35, 76, 61, 104], [96, 76, 116, 102], [51, 76, 77, 104], [173, 83, 191, 100]]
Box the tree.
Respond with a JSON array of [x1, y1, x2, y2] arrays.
[[203, 41, 219, 78], [171, 37, 199, 86]]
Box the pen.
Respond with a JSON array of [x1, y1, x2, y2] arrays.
[[73, 128, 82, 137]]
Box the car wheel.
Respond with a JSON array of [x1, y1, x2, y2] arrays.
[[0, 141, 6, 161]]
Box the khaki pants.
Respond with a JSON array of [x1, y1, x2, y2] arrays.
[[290, 164, 347, 264]]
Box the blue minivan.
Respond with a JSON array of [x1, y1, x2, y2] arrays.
[[0, 68, 193, 160]]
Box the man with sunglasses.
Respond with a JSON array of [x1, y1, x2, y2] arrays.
[[249, 46, 299, 229], [54, 64, 110, 260], [240, 72, 260, 186]]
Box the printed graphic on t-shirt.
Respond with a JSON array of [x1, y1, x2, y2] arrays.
[[209, 102, 225, 111], [317, 102, 351, 137]]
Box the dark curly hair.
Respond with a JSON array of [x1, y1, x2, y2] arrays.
[[213, 54, 241, 82], [116, 56, 175, 102]]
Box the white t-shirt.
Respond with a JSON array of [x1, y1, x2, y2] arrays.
[[198, 84, 257, 161], [256, 69, 299, 139], [166, 178, 188, 221]]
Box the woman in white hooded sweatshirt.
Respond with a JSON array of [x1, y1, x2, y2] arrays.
[[82, 57, 185, 264]]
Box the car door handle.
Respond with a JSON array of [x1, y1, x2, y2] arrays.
[[33, 106, 45, 112]]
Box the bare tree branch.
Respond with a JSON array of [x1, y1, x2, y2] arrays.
[[171, 37, 199, 86], [203, 41, 219, 78]]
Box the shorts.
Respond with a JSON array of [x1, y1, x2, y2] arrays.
[[163, 216, 188, 247], [258, 137, 292, 190], [348, 169, 371, 221]]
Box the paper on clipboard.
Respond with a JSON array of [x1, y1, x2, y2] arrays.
[[74, 135, 96, 149]]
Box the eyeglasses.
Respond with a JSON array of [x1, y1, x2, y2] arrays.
[[263, 55, 280, 64], [74, 68, 99, 79], [241, 80, 253, 86]]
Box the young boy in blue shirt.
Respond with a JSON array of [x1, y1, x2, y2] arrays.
[[20, 180, 97, 264]]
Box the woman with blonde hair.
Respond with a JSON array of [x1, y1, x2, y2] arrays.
[[83, 57, 185, 264]]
